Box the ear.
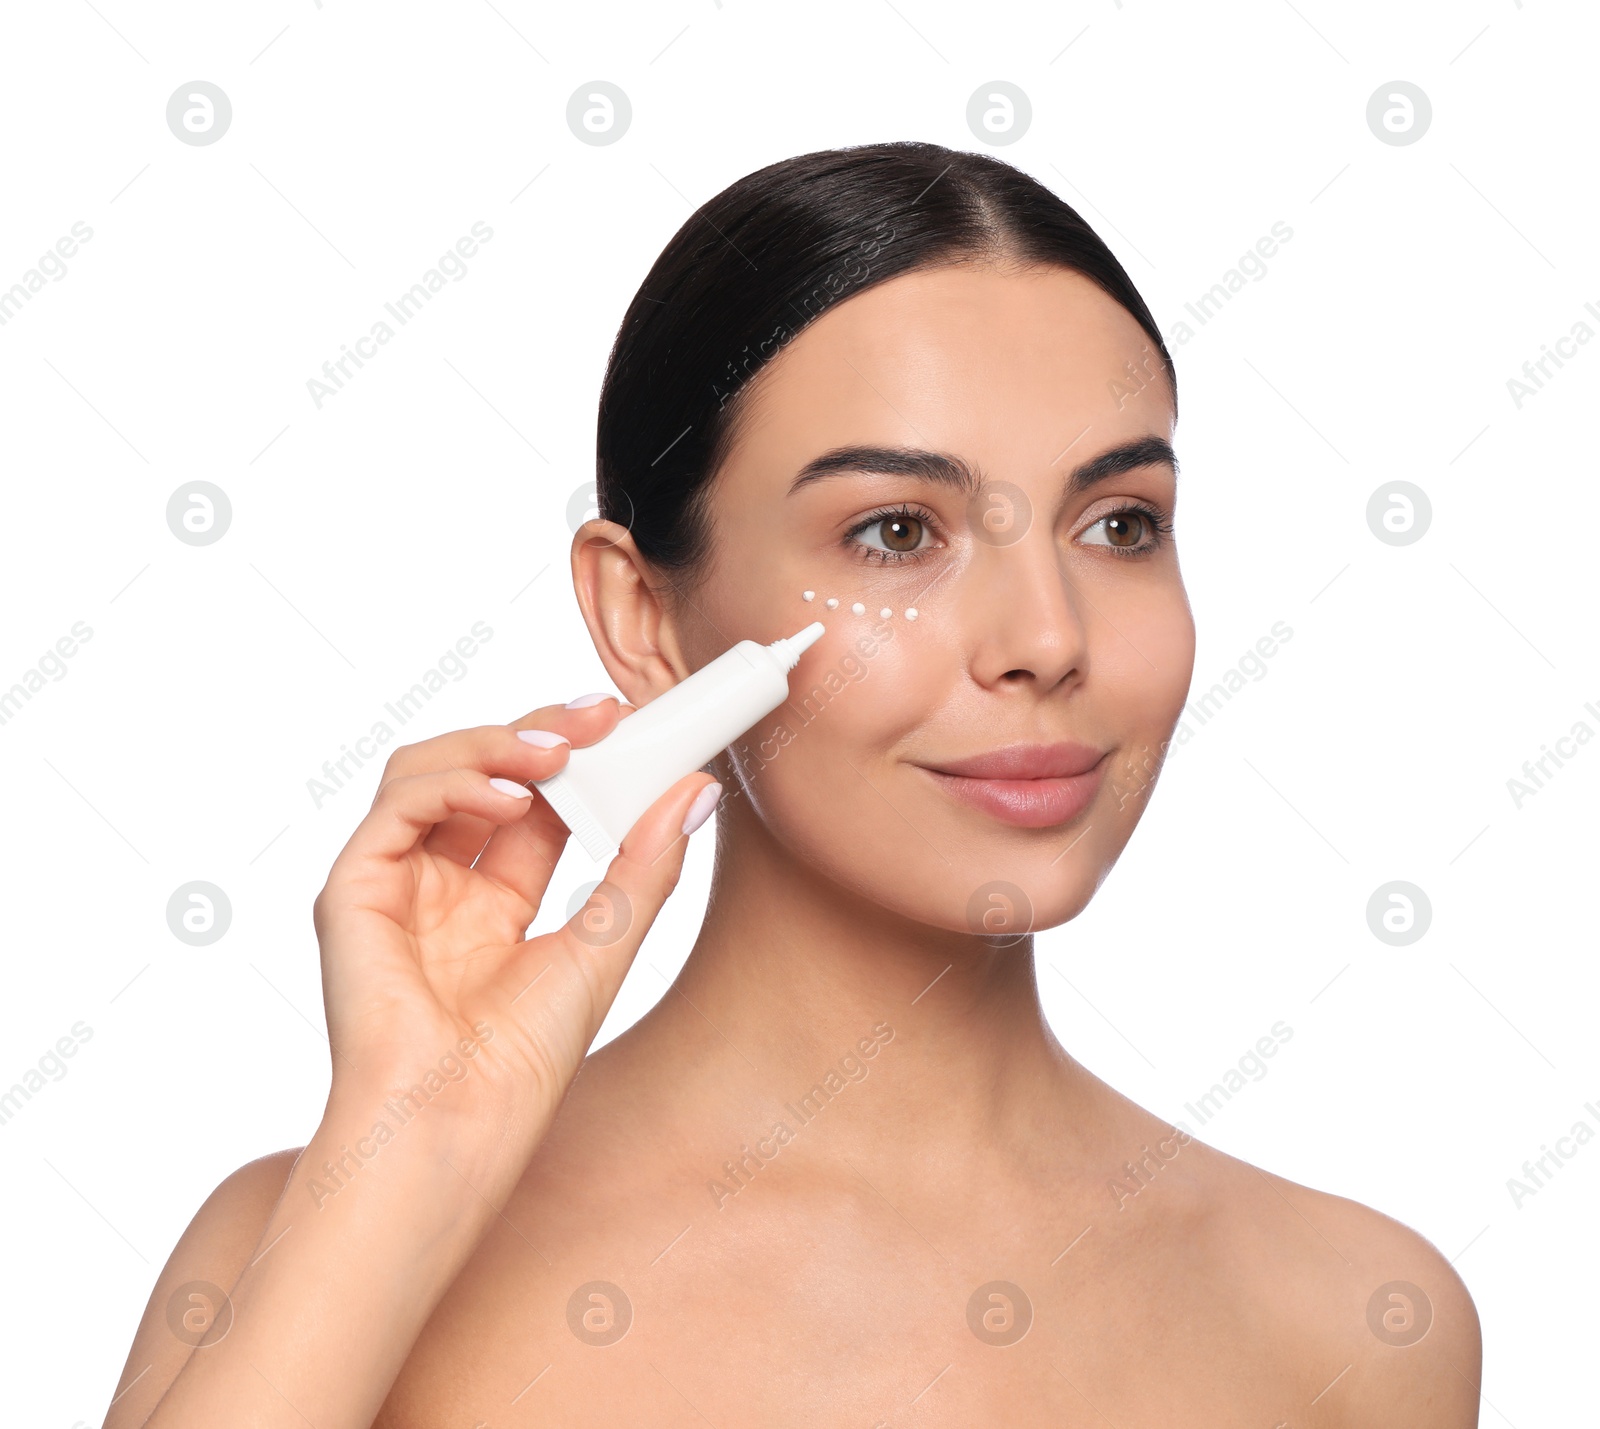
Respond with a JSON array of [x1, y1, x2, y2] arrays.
[[571, 519, 689, 705]]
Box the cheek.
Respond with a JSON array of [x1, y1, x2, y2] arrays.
[[1106, 581, 1196, 729], [750, 621, 924, 757], [725, 620, 933, 834]]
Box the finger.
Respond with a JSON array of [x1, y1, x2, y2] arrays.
[[380, 698, 622, 791], [396, 701, 622, 864], [510, 696, 622, 743], [538, 771, 721, 1042], [468, 697, 635, 880], [328, 763, 565, 885], [418, 732, 572, 869]]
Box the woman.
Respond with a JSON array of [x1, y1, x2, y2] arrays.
[[108, 141, 1481, 1427]]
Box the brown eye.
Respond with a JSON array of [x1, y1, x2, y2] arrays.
[[850, 509, 936, 559], [881, 515, 923, 551], [1104, 512, 1145, 548]]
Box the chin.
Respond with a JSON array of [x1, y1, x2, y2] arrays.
[[949, 846, 1110, 938], [776, 806, 1120, 942], [732, 735, 1142, 940]]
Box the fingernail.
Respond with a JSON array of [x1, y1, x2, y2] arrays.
[[517, 729, 570, 747], [565, 693, 616, 709], [681, 782, 722, 836], [489, 776, 534, 799]]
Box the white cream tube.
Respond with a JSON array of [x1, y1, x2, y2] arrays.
[[535, 621, 825, 860]]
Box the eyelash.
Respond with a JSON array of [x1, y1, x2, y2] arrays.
[[1089, 503, 1175, 558], [843, 505, 941, 564], [841, 502, 1175, 562]]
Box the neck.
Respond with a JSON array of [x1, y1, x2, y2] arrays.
[[620, 801, 1110, 1184]]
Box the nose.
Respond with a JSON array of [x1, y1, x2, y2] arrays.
[[963, 532, 1089, 693]]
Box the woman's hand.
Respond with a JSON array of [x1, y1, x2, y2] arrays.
[[115, 698, 720, 1429], [312, 695, 719, 1167]]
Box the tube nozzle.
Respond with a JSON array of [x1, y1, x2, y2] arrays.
[[767, 621, 825, 671]]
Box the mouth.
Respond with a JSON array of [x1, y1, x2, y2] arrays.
[[914, 742, 1110, 829]]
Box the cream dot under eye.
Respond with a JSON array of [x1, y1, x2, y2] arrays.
[[825, 598, 839, 610], [851, 602, 865, 616], [879, 607, 892, 619], [802, 590, 815, 602]]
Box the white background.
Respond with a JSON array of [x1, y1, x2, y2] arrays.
[[1, 1, 1594, 1423]]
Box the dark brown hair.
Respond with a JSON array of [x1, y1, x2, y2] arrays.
[[596, 140, 1174, 573]]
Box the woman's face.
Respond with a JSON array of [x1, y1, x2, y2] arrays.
[[669, 260, 1193, 937]]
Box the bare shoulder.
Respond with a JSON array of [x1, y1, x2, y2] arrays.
[[1197, 1141, 1482, 1428], [104, 1147, 304, 1428], [1285, 1172, 1482, 1427]]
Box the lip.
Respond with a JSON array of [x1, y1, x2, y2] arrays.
[[916, 742, 1110, 829]]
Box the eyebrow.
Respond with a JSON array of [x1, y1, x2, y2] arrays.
[[786, 434, 1178, 498]]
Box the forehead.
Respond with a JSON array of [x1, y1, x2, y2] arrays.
[[722, 262, 1173, 481]]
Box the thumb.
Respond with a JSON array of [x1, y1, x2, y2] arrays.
[[550, 769, 720, 1022]]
